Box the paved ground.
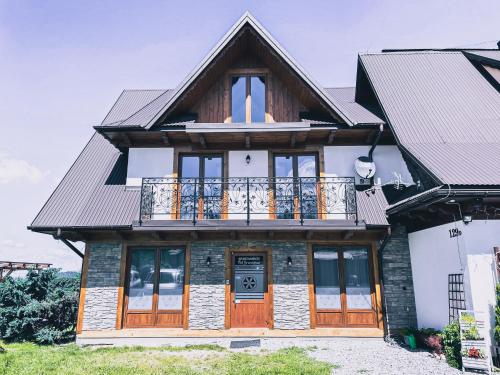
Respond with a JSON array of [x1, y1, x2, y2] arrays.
[[228, 337, 464, 375]]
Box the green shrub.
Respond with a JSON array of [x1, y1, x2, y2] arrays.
[[441, 321, 462, 368], [0, 268, 79, 344]]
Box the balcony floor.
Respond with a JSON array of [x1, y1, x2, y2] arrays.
[[133, 219, 364, 231]]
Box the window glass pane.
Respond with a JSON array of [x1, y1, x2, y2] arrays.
[[275, 156, 293, 177], [181, 156, 200, 178], [344, 248, 372, 309], [203, 156, 223, 219], [231, 76, 246, 123], [204, 156, 222, 178], [251, 76, 265, 122], [127, 249, 155, 310], [314, 249, 341, 309], [158, 248, 185, 310], [298, 155, 318, 219], [274, 156, 294, 218]]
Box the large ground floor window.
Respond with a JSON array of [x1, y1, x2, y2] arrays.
[[124, 247, 186, 328], [312, 246, 377, 327]]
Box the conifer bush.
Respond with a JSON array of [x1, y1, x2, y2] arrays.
[[0, 268, 79, 344]]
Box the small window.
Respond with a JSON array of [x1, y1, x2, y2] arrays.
[[231, 75, 266, 123]]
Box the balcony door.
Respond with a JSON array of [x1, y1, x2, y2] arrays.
[[124, 247, 186, 328], [179, 155, 223, 220], [274, 154, 318, 219], [312, 246, 377, 327]]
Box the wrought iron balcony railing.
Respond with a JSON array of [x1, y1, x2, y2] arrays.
[[139, 177, 357, 225]]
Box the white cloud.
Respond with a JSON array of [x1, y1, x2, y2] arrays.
[[2, 239, 26, 248], [0, 152, 45, 184]]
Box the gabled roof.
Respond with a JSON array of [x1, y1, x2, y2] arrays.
[[141, 12, 353, 128], [325, 87, 384, 126], [464, 50, 500, 64], [359, 51, 500, 185]]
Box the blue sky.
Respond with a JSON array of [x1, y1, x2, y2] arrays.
[[0, 0, 499, 271]]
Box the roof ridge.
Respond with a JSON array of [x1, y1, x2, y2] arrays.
[[360, 51, 463, 56]]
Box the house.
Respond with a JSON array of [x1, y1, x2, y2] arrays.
[[29, 12, 500, 346]]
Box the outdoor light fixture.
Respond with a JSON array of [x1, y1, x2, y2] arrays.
[[246, 154, 251, 164], [287, 256, 292, 266], [463, 215, 473, 225], [206, 256, 211, 266]]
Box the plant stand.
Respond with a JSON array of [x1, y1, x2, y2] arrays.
[[459, 311, 492, 374]]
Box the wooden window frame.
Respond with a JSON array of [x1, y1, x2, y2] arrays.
[[123, 246, 189, 328], [308, 244, 379, 328], [228, 69, 269, 123]]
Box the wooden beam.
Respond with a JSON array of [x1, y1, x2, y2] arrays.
[[230, 231, 237, 240], [327, 130, 336, 145], [245, 133, 251, 149], [366, 129, 377, 144], [199, 134, 207, 149], [267, 231, 274, 239], [305, 230, 314, 240], [342, 231, 354, 240], [290, 133, 296, 148], [161, 133, 170, 146], [122, 133, 132, 147], [150, 232, 161, 240], [190, 231, 198, 240]]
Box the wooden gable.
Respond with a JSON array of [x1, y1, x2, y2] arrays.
[[158, 23, 345, 125]]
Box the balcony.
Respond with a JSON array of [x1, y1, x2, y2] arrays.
[[139, 177, 358, 226]]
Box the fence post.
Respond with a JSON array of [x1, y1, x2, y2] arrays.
[[246, 178, 250, 225], [299, 178, 304, 225], [192, 178, 198, 225]]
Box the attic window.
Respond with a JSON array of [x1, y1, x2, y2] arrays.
[[231, 76, 265, 123]]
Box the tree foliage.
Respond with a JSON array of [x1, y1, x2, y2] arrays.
[[0, 268, 80, 344]]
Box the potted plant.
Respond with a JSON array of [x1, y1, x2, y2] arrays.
[[461, 346, 487, 369]]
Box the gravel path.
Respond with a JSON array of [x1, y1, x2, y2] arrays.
[[230, 337, 465, 375]]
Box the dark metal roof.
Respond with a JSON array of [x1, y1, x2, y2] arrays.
[[356, 188, 389, 226], [325, 87, 385, 126], [100, 90, 168, 126], [30, 133, 139, 229], [465, 50, 500, 63], [30, 133, 388, 229], [360, 51, 500, 185]]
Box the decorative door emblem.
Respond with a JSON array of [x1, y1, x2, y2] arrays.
[[242, 276, 257, 290]]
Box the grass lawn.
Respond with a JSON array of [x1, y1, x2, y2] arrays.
[[0, 342, 334, 375]]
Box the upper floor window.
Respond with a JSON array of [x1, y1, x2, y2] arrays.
[[231, 76, 266, 123]]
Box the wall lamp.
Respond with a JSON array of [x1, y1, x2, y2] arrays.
[[463, 215, 473, 225], [245, 154, 251, 165], [287, 256, 292, 266], [206, 256, 211, 266]]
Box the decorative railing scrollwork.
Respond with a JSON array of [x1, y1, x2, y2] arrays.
[[139, 177, 357, 225]]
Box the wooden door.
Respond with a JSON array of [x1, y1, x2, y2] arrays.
[[230, 252, 271, 328], [312, 246, 377, 327], [124, 247, 186, 328]]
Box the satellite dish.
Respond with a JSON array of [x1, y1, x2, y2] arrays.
[[355, 156, 376, 179]]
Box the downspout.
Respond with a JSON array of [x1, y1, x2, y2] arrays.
[[53, 229, 84, 259], [377, 227, 392, 339], [368, 124, 384, 162]]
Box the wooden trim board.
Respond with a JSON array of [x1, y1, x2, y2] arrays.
[[76, 243, 90, 334]]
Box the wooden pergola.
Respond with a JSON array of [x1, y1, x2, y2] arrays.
[[0, 261, 51, 282]]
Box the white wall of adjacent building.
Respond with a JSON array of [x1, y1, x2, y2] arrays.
[[323, 145, 414, 186], [408, 220, 500, 353], [126, 148, 174, 186]]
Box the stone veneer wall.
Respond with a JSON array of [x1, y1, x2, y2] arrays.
[[188, 241, 310, 330], [271, 242, 310, 329], [380, 225, 418, 330], [82, 242, 122, 331], [188, 244, 226, 329]]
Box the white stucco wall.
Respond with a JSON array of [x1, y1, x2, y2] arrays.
[[408, 220, 500, 337], [228, 151, 269, 219], [323, 145, 414, 186], [126, 148, 174, 186], [228, 150, 268, 178]]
